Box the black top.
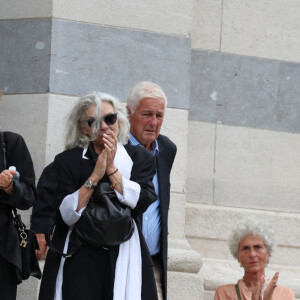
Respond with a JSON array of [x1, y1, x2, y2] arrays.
[[0, 131, 37, 277]]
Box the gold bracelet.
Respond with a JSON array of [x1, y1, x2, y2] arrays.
[[110, 181, 119, 190]]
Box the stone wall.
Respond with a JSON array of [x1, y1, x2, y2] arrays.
[[1, 0, 300, 299], [187, 1, 300, 299]]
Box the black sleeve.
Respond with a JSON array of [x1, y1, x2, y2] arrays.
[[125, 145, 157, 216], [31, 162, 57, 233], [0, 132, 37, 210], [53, 148, 84, 209]]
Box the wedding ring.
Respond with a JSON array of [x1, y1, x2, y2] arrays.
[[111, 147, 115, 152]]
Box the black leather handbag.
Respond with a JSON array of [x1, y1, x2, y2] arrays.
[[0, 131, 41, 282], [12, 209, 42, 281], [75, 182, 135, 247]]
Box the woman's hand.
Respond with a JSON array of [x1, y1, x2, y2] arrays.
[[0, 169, 15, 187], [103, 131, 118, 175], [251, 275, 265, 300], [251, 272, 279, 300], [90, 149, 108, 184], [77, 150, 108, 212], [263, 272, 279, 300], [0, 169, 16, 195], [35, 233, 49, 260]]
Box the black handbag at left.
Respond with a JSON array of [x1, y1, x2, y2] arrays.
[[12, 208, 42, 281]]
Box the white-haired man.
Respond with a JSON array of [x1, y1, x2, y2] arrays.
[[127, 82, 177, 300]]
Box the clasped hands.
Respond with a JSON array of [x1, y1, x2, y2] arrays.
[[91, 132, 118, 183], [251, 272, 279, 300]]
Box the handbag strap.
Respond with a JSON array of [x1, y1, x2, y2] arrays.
[[46, 223, 81, 258], [235, 284, 242, 300]]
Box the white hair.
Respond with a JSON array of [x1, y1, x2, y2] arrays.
[[65, 92, 130, 149], [228, 218, 275, 261], [127, 81, 167, 113]]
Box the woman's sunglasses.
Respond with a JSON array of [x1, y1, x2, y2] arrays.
[[83, 113, 118, 128]]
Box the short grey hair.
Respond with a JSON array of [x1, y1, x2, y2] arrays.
[[127, 81, 167, 113], [228, 218, 275, 261], [65, 92, 130, 149]]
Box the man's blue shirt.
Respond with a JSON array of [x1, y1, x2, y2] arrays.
[[129, 133, 161, 255]]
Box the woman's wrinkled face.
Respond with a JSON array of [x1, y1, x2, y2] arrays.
[[238, 234, 270, 273], [81, 101, 119, 148]]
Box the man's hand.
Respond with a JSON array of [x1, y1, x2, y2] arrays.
[[35, 233, 49, 260]]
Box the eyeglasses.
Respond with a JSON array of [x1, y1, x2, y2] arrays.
[[82, 113, 118, 128]]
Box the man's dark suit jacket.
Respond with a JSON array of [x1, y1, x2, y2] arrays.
[[135, 134, 176, 300]]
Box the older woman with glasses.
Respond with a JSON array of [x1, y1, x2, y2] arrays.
[[214, 218, 295, 300], [38, 92, 158, 300]]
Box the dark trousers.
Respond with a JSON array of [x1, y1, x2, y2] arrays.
[[0, 254, 17, 300], [62, 244, 115, 300]]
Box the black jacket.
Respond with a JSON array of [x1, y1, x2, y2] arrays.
[[39, 143, 158, 300], [31, 162, 57, 234], [0, 131, 37, 281], [154, 134, 177, 300]]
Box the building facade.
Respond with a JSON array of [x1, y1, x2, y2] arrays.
[[1, 0, 300, 299]]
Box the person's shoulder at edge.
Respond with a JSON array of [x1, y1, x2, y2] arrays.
[[4, 131, 25, 145], [275, 285, 295, 299], [157, 134, 177, 158], [214, 283, 236, 299], [157, 134, 176, 149], [54, 146, 83, 161]]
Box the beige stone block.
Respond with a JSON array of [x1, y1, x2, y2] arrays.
[[186, 204, 300, 265], [45, 94, 78, 164], [222, 0, 300, 62], [186, 121, 215, 204], [188, 237, 230, 260], [169, 193, 187, 240], [191, 0, 222, 51], [52, 0, 193, 36], [0, 94, 48, 178], [214, 124, 300, 212], [168, 237, 191, 250], [161, 108, 188, 194], [168, 247, 202, 273], [168, 271, 203, 300], [203, 291, 215, 300], [0, 0, 52, 19]]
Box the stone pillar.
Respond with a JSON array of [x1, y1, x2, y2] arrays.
[[162, 109, 203, 299]]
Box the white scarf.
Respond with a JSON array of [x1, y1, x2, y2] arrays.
[[113, 143, 142, 300]]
